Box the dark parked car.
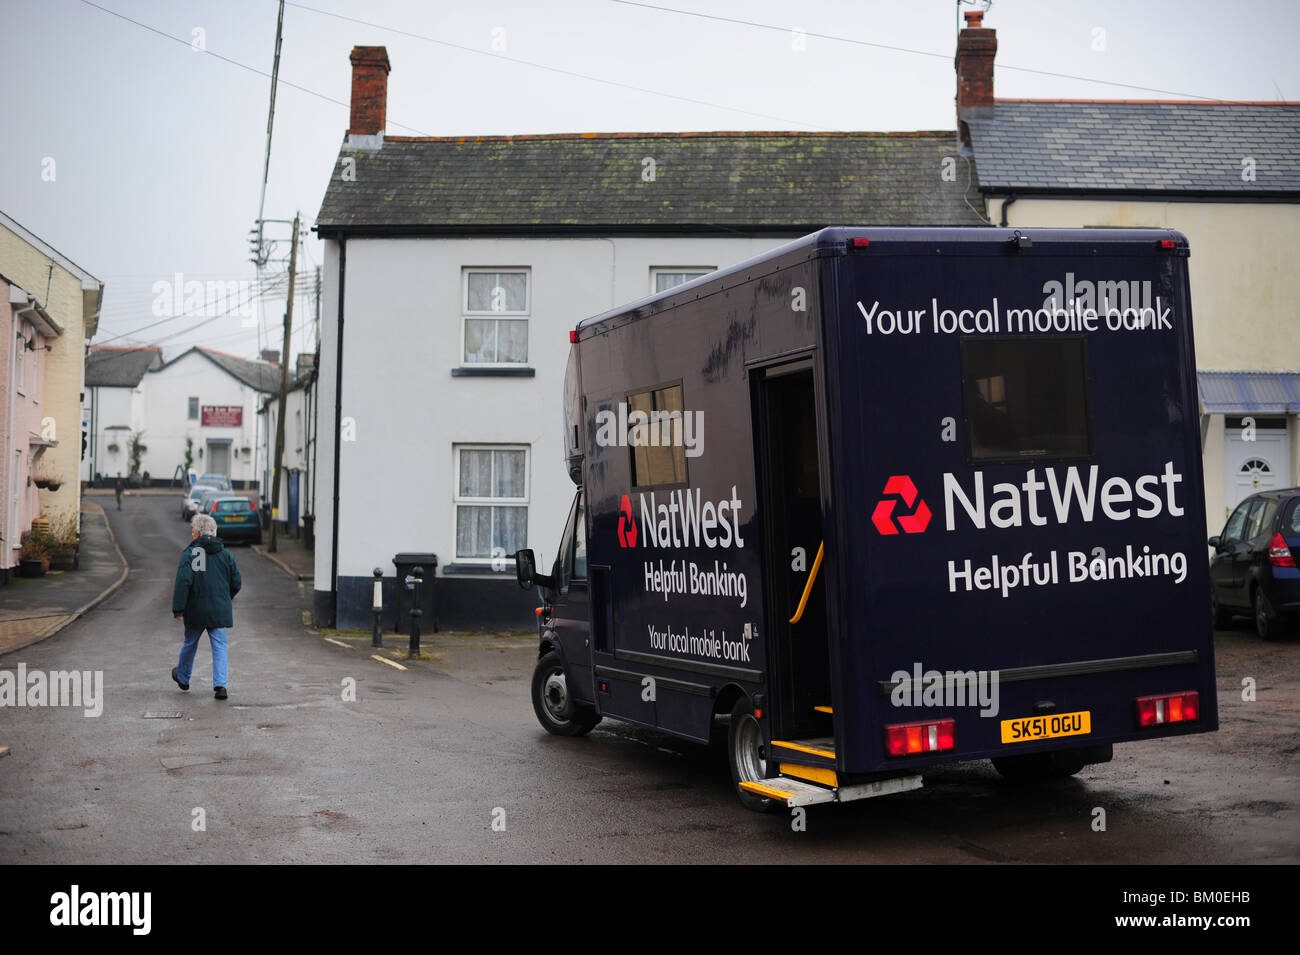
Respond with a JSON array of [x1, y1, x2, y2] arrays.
[[206, 495, 262, 545], [1209, 488, 1300, 639]]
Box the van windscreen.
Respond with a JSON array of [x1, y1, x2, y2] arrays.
[[961, 337, 1092, 463]]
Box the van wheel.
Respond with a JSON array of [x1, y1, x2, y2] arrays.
[[728, 699, 778, 812], [1211, 591, 1232, 630], [1254, 588, 1282, 641], [531, 651, 600, 736], [991, 750, 1084, 782]]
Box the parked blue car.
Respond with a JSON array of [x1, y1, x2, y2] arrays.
[[1209, 488, 1300, 639]]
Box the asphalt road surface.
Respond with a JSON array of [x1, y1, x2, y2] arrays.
[[1, 496, 1297, 863]]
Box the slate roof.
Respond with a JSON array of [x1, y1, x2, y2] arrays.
[[316, 131, 987, 234], [163, 347, 282, 393], [964, 100, 1300, 195], [85, 346, 163, 387]]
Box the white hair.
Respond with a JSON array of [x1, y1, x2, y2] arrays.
[[191, 514, 218, 537]]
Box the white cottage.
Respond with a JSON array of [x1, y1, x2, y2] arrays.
[[310, 46, 985, 630]]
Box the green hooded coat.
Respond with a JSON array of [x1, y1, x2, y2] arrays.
[[172, 535, 242, 630]]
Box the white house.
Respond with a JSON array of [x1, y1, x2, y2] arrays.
[[310, 46, 985, 630], [955, 9, 1300, 529], [137, 346, 280, 488], [256, 353, 318, 538], [82, 346, 162, 484]]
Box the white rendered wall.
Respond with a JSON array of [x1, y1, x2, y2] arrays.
[[314, 235, 789, 591]]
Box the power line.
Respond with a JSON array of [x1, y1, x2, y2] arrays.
[[72, 0, 431, 133], [147, 280, 287, 347], [606, 0, 1222, 101], [93, 274, 288, 344], [283, 0, 840, 131]]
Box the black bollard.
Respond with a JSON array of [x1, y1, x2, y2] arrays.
[[371, 567, 383, 648], [408, 566, 423, 657]]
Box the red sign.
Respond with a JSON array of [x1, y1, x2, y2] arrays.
[[202, 405, 242, 427]]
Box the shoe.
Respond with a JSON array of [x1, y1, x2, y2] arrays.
[[171, 667, 189, 691], [214, 687, 228, 700]]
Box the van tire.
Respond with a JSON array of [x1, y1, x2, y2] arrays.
[[1254, 588, 1282, 641], [532, 650, 601, 736], [728, 699, 778, 813]]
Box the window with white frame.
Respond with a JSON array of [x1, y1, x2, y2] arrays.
[[462, 268, 529, 364], [454, 445, 529, 562], [651, 267, 714, 294], [188, 396, 199, 419]]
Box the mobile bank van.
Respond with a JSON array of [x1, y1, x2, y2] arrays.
[[514, 227, 1217, 812]]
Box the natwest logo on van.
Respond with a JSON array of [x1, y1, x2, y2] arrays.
[[618, 494, 638, 548], [873, 475, 932, 535], [943, 462, 1184, 530]]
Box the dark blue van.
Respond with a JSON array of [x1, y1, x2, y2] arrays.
[[516, 227, 1218, 811]]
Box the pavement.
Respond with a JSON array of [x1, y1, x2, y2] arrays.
[[251, 532, 314, 581], [0, 501, 128, 656]]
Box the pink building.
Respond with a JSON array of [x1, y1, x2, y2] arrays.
[[2, 275, 62, 574]]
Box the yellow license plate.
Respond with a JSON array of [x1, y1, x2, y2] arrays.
[[1000, 710, 1091, 744], [222, 515, 243, 522]]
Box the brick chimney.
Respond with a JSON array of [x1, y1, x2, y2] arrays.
[[955, 10, 996, 148], [348, 46, 390, 137], [261, 349, 280, 364]]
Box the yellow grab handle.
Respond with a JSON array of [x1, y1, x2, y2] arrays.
[[789, 541, 824, 624]]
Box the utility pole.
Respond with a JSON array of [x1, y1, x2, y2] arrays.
[[269, 211, 299, 553]]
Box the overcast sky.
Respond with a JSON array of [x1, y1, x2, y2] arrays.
[[2, 0, 1296, 364]]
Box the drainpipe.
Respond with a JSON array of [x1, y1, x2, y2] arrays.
[[329, 238, 346, 627], [9, 299, 39, 570], [999, 194, 1018, 227]]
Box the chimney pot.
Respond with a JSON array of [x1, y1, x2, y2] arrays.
[[348, 45, 391, 137], [964, 10, 984, 29]]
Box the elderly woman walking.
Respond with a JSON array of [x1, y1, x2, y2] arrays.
[[171, 513, 242, 699]]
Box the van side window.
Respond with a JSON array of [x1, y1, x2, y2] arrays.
[[572, 498, 587, 581], [555, 490, 585, 596], [628, 384, 688, 487], [961, 337, 1092, 463]]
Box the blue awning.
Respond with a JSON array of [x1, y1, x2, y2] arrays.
[[1198, 371, 1300, 414]]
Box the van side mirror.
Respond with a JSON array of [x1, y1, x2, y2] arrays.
[[1207, 536, 1221, 551], [515, 549, 557, 591]]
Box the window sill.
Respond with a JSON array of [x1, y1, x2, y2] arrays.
[[451, 367, 535, 378], [442, 562, 518, 575]]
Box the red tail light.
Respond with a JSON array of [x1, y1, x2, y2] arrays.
[[885, 718, 955, 756], [1268, 532, 1295, 567], [1136, 691, 1199, 727]]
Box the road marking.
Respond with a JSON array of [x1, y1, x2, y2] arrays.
[[372, 654, 407, 671], [324, 637, 350, 649]]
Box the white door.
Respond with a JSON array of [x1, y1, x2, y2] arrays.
[[207, 442, 230, 477], [1223, 421, 1289, 520]]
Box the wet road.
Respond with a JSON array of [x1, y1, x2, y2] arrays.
[[1, 496, 1296, 863]]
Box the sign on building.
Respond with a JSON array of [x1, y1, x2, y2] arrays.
[[202, 405, 242, 427]]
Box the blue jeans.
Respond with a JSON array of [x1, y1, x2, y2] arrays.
[[177, 627, 228, 688]]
